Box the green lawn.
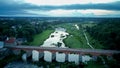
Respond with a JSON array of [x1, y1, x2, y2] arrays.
[[64, 35, 89, 48], [30, 30, 54, 46]]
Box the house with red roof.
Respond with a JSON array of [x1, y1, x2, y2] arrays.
[[5, 37, 16, 45]]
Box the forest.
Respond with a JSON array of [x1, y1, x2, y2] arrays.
[[86, 19, 120, 50], [0, 19, 52, 42]]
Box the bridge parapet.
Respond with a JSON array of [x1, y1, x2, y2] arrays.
[[4, 45, 120, 56]]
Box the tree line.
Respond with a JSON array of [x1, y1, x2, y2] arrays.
[[0, 19, 54, 42], [86, 19, 120, 50]]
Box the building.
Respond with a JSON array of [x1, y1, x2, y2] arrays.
[[4, 37, 16, 45], [16, 38, 27, 45]]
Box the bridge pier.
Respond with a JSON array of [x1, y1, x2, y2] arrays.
[[68, 53, 79, 64], [82, 55, 92, 64], [21, 50, 32, 61], [22, 53, 27, 61], [32, 50, 39, 62], [44, 51, 52, 62], [56, 52, 66, 62], [5, 45, 120, 65]]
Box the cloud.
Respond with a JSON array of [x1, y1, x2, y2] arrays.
[[26, 9, 120, 17], [0, 0, 120, 11], [0, 0, 120, 17], [24, 0, 119, 6], [59, 2, 120, 11]]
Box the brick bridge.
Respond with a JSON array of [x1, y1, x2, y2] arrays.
[[4, 45, 120, 56]]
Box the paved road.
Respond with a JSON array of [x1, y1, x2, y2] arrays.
[[4, 45, 120, 56]]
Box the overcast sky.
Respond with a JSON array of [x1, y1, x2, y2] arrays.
[[0, 0, 120, 17]]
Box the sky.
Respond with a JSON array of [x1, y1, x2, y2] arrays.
[[0, 0, 120, 17]]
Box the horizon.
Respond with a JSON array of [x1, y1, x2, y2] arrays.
[[0, 16, 120, 18]]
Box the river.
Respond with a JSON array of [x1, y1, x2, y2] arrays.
[[41, 26, 91, 64]]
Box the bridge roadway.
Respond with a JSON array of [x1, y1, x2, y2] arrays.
[[4, 45, 120, 56]]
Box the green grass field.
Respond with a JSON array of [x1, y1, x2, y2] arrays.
[[55, 23, 103, 49], [55, 23, 90, 48], [30, 23, 103, 49], [30, 30, 54, 46]]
